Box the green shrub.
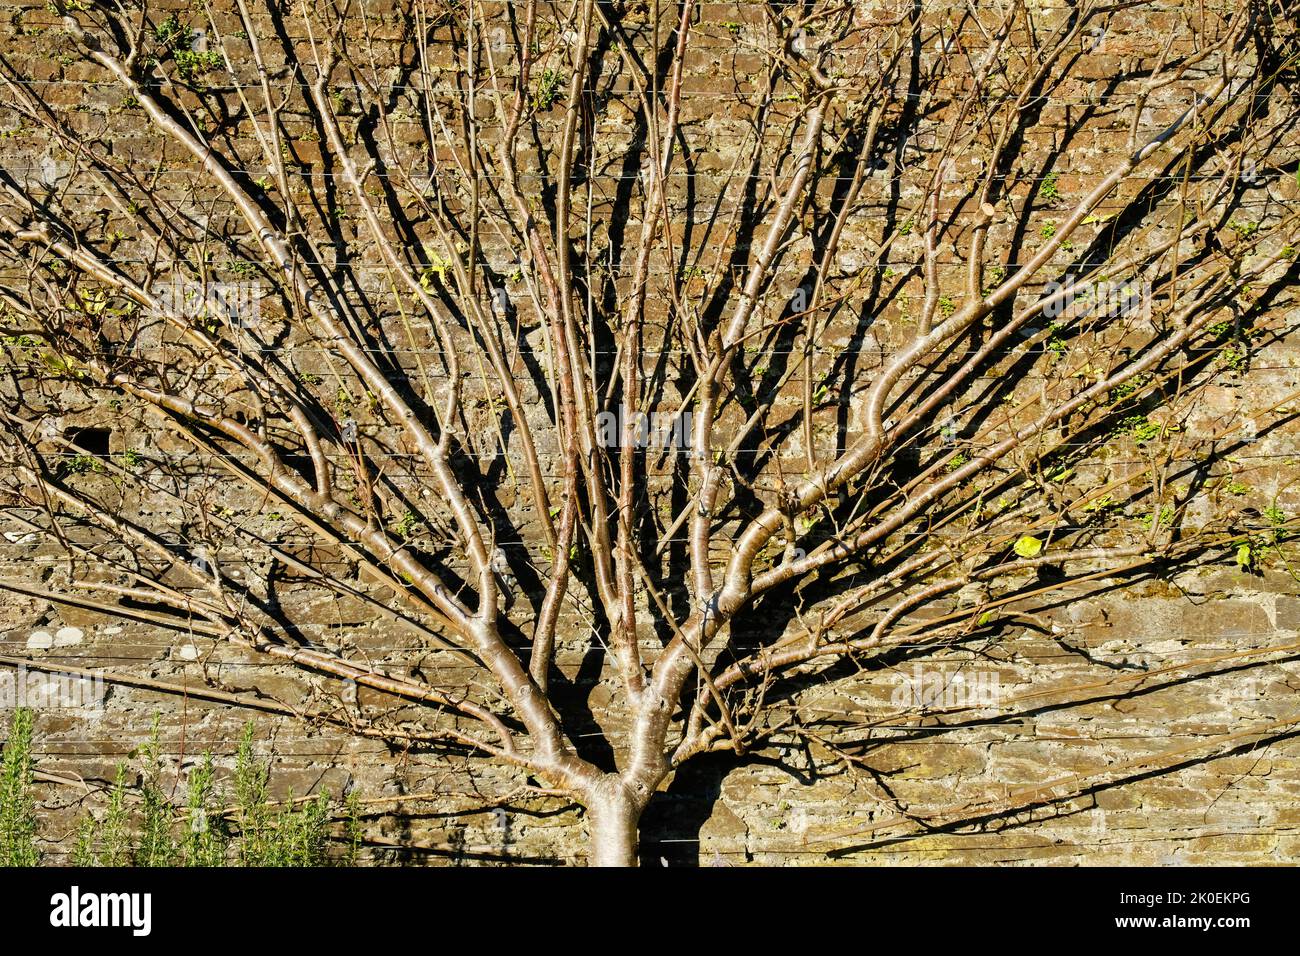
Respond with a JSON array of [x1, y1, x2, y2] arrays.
[[232, 723, 335, 866], [38, 713, 352, 867], [233, 722, 274, 864], [135, 717, 176, 866], [0, 708, 39, 866], [73, 764, 134, 866], [182, 754, 228, 866]]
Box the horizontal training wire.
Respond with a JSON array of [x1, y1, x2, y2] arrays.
[[6, 160, 1279, 184]]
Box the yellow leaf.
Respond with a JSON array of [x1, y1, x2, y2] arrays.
[[1013, 535, 1043, 558]]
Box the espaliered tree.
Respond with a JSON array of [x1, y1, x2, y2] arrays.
[[0, 0, 1298, 865]]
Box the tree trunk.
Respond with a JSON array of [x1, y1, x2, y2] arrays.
[[585, 779, 642, 867]]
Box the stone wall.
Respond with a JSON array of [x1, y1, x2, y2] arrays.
[[1, 0, 1299, 865]]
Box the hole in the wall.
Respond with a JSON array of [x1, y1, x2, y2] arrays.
[[67, 427, 110, 457]]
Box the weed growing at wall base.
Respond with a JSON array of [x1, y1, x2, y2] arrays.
[[3, 710, 360, 867], [0, 707, 38, 865]]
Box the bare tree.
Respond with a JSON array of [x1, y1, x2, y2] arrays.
[[0, 0, 1298, 864]]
